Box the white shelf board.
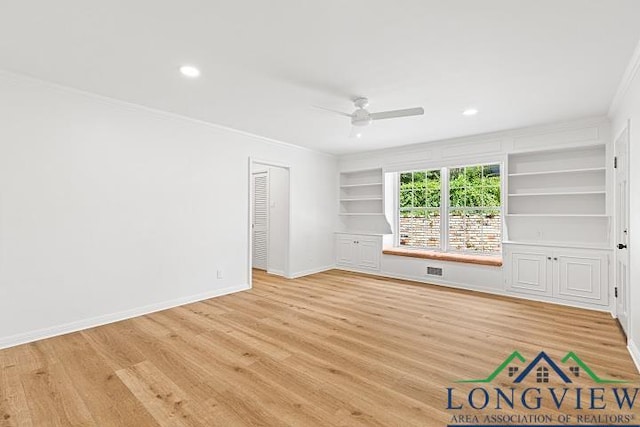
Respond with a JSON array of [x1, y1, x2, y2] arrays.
[[506, 213, 609, 218], [339, 213, 386, 216], [340, 197, 384, 202], [334, 231, 387, 236], [508, 191, 606, 197], [502, 240, 612, 251], [508, 167, 606, 177], [340, 182, 383, 188]]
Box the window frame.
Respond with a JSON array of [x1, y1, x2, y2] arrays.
[[397, 168, 444, 251], [393, 160, 504, 256]]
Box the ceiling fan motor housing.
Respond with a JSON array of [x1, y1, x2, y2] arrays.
[[351, 105, 372, 126]]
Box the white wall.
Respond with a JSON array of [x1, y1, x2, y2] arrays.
[[0, 71, 337, 348], [339, 116, 612, 298], [610, 41, 640, 369]]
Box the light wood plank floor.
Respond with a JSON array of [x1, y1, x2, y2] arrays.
[[1, 270, 638, 426]]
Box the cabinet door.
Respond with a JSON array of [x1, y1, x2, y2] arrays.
[[553, 251, 607, 306], [357, 238, 381, 270], [507, 248, 551, 296], [336, 237, 356, 266]]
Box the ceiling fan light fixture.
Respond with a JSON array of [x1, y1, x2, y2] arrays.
[[179, 65, 201, 78]]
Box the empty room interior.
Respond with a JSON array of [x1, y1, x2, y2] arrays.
[[3, 1, 640, 426]]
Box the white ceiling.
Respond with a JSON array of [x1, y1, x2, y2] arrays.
[[1, 1, 639, 155]]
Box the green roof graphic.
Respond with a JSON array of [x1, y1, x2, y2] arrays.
[[561, 351, 628, 384], [456, 351, 526, 383], [456, 350, 629, 384]]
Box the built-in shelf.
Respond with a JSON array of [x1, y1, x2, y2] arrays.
[[508, 167, 605, 177], [506, 214, 609, 218], [508, 191, 606, 197], [340, 182, 383, 188], [340, 197, 384, 202]]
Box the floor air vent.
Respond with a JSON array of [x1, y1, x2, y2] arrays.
[[427, 266, 443, 276]]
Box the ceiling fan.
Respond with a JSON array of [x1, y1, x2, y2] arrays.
[[315, 97, 424, 138]]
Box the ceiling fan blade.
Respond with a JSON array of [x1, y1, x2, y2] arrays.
[[370, 107, 424, 121], [312, 105, 352, 117]]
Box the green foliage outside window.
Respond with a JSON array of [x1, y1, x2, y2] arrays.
[[399, 165, 501, 217]]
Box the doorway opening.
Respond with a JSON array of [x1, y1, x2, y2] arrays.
[[249, 159, 291, 286]]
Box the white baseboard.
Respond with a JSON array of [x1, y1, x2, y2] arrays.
[[628, 339, 640, 374], [334, 267, 612, 313], [0, 283, 250, 350], [267, 269, 286, 277], [287, 265, 335, 279]]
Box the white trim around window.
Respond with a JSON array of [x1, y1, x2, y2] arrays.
[[389, 159, 505, 256]]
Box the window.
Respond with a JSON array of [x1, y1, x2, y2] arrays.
[[399, 170, 441, 249], [396, 163, 502, 255], [448, 164, 501, 254], [536, 367, 549, 383]]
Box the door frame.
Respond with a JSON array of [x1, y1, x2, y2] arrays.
[[247, 157, 292, 287], [613, 121, 631, 335]]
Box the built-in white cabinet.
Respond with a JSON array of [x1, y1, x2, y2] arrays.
[[504, 243, 609, 307], [335, 233, 382, 271]]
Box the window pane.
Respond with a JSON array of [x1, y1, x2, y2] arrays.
[[449, 167, 464, 187], [449, 186, 465, 207], [484, 186, 501, 207], [446, 163, 502, 254], [465, 187, 482, 207], [400, 190, 414, 208], [400, 172, 413, 185], [465, 212, 485, 252], [413, 171, 426, 184], [465, 166, 483, 185], [426, 170, 440, 181], [426, 170, 441, 207], [427, 190, 441, 208], [483, 164, 501, 182], [424, 210, 441, 249], [414, 189, 426, 207], [398, 209, 440, 248], [448, 209, 466, 251], [482, 210, 502, 254]]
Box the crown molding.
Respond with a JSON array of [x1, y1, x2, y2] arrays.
[[609, 39, 640, 116], [0, 68, 335, 158], [339, 115, 609, 162]]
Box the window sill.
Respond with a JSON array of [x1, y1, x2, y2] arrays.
[[382, 247, 503, 267]]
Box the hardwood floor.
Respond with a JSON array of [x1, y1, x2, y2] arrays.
[[1, 269, 638, 426]]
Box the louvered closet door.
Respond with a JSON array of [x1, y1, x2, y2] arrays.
[[252, 172, 269, 270]]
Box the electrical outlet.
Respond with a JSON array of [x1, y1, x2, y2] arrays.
[[217, 270, 223, 279]]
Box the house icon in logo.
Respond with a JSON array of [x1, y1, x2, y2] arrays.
[[456, 351, 627, 384], [513, 351, 571, 383]]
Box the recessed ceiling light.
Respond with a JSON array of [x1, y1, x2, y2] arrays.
[[179, 65, 200, 78], [462, 108, 479, 116]]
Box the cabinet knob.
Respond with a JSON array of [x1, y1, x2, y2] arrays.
[[547, 257, 551, 260], [554, 257, 558, 261]]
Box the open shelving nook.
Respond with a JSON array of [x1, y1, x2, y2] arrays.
[[505, 144, 610, 247], [340, 169, 385, 216], [339, 168, 392, 235]]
